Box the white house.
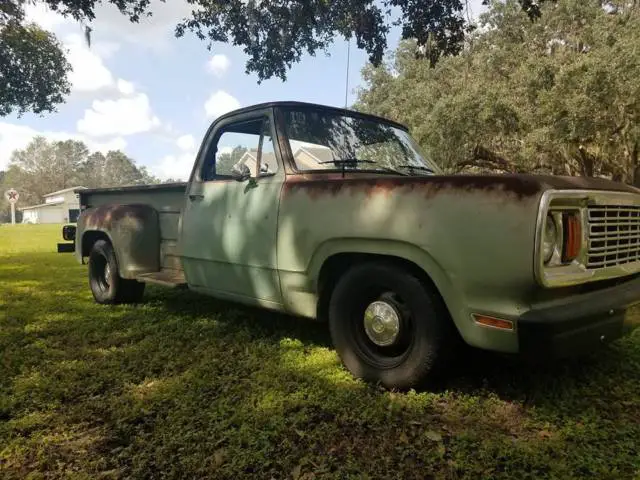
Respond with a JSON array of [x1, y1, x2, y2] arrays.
[[236, 145, 335, 174], [20, 186, 87, 224]]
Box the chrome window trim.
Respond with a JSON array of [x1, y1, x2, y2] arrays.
[[534, 189, 640, 288]]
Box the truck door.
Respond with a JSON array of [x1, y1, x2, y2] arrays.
[[180, 109, 284, 308]]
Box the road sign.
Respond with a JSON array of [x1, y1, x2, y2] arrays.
[[4, 189, 18, 225], [5, 189, 19, 204]]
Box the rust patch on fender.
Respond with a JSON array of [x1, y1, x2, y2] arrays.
[[82, 204, 153, 229], [283, 173, 544, 201]]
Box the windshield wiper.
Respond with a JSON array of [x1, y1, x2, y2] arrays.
[[397, 164, 435, 173], [318, 159, 409, 176], [318, 159, 376, 165], [396, 164, 435, 174]]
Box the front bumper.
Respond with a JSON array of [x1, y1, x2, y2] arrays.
[[519, 275, 640, 358]]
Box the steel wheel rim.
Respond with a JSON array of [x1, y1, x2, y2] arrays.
[[363, 300, 401, 346], [351, 290, 414, 368]]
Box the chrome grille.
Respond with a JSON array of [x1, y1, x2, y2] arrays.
[[587, 205, 640, 268]]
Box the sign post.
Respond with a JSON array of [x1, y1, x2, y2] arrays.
[[4, 189, 19, 225]]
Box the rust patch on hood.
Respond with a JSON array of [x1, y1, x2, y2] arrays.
[[283, 173, 543, 201], [283, 173, 640, 201]]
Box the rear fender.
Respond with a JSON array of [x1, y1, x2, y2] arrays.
[[77, 204, 160, 279]]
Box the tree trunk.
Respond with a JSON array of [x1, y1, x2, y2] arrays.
[[578, 145, 594, 177], [632, 142, 640, 187]]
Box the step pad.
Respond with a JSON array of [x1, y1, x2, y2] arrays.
[[136, 269, 186, 287]]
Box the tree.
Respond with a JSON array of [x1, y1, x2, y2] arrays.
[[0, 137, 160, 221], [0, 18, 71, 117], [1, 0, 153, 117], [77, 150, 158, 188], [356, 0, 640, 186], [175, 0, 555, 81], [2, 0, 554, 117]]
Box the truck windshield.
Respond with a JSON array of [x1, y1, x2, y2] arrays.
[[281, 107, 441, 175]]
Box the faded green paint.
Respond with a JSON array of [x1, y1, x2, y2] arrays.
[[71, 102, 640, 357], [180, 107, 284, 306], [277, 179, 543, 353]]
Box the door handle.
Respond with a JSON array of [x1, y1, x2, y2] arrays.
[[189, 194, 204, 201]]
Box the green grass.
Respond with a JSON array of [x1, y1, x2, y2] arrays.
[[0, 225, 639, 479]]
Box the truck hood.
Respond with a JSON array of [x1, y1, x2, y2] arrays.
[[283, 172, 640, 201]]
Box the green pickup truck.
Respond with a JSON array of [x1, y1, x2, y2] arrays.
[[58, 101, 640, 389]]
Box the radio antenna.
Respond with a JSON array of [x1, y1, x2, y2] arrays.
[[344, 37, 351, 109]]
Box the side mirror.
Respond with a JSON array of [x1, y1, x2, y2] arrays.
[[231, 163, 251, 182]]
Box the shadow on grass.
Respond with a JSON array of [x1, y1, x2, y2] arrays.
[[1, 253, 639, 479]]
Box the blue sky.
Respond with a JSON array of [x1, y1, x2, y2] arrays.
[[0, 0, 485, 181]]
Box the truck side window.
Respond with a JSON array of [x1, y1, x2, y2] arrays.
[[201, 118, 277, 181]]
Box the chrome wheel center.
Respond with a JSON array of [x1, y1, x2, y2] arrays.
[[363, 300, 401, 347]]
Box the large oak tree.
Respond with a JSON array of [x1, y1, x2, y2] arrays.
[[2, 0, 551, 117], [356, 0, 640, 185]]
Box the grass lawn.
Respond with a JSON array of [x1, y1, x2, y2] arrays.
[[0, 224, 639, 479]]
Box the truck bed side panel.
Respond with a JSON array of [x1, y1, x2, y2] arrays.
[[78, 184, 187, 275]]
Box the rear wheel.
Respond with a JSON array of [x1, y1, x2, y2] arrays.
[[88, 239, 145, 304], [328, 262, 454, 390]]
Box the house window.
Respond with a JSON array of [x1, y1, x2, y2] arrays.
[[201, 118, 277, 181]]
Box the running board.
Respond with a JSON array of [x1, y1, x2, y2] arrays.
[[136, 270, 187, 288]]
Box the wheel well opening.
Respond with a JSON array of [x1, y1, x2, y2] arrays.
[[316, 253, 450, 323], [82, 231, 110, 257]]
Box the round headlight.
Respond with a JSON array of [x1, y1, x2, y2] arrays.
[[543, 214, 558, 264]]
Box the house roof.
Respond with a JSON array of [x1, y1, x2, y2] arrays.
[[19, 199, 64, 211], [297, 146, 334, 162], [238, 150, 277, 165], [44, 186, 88, 197]]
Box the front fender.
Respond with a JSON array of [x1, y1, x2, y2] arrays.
[[279, 237, 465, 328], [308, 238, 461, 319], [76, 204, 160, 279]]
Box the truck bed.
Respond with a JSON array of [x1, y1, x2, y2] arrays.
[[78, 183, 187, 275]]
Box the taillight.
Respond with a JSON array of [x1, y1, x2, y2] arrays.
[[562, 212, 582, 263]]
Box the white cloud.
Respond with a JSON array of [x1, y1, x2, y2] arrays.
[[117, 79, 136, 95], [77, 94, 161, 137], [23, 3, 68, 30], [154, 152, 195, 180], [204, 91, 241, 119], [64, 34, 115, 93], [176, 134, 196, 151], [207, 54, 230, 77], [0, 123, 126, 171], [93, 41, 121, 59]]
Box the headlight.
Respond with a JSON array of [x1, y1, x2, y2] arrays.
[[543, 214, 558, 264]]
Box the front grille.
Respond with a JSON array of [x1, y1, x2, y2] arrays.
[[587, 205, 640, 268]]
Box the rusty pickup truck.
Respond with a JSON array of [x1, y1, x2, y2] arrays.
[[58, 101, 640, 389]]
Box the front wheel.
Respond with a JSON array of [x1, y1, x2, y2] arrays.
[[328, 262, 454, 390], [88, 239, 145, 304]]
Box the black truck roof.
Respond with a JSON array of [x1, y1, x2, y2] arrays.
[[216, 101, 409, 132]]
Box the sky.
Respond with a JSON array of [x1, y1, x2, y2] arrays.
[[0, 0, 486, 181]]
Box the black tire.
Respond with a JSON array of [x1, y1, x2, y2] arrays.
[[88, 239, 145, 304], [328, 262, 454, 390]]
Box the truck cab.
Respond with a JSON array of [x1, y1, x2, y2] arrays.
[[58, 101, 640, 389]]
